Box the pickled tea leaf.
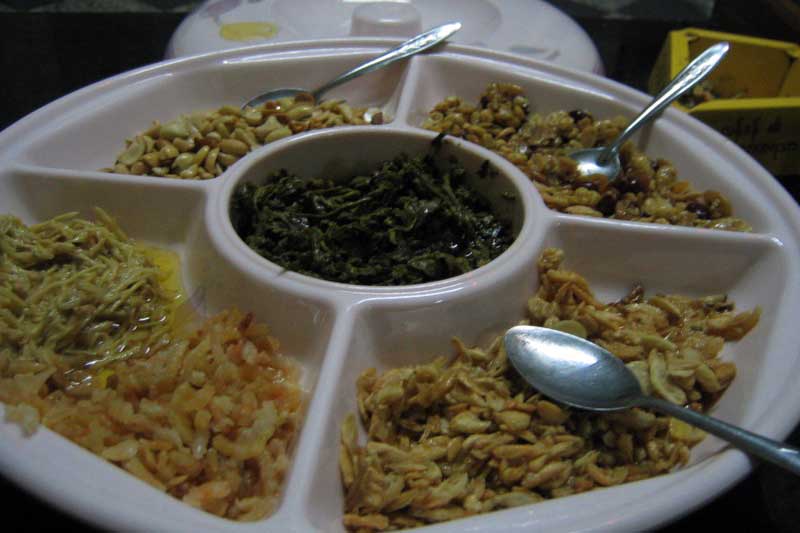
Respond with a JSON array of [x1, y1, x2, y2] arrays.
[[230, 153, 513, 286]]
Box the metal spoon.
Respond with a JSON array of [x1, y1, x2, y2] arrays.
[[242, 22, 461, 110], [570, 41, 730, 180], [504, 325, 800, 475]]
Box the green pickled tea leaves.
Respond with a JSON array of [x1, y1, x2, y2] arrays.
[[231, 153, 513, 285]]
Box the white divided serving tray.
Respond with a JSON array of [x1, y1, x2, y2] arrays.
[[1, 40, 799, 532]]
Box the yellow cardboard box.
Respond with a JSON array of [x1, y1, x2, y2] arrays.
[[649, 28, 800, 175]]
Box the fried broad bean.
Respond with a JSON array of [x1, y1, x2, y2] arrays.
[[339, 247, 759, 530]]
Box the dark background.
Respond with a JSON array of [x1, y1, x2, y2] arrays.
[[1, 0, 799, 531]]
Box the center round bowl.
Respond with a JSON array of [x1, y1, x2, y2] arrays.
[[0, 38, 799, 533], [213, 126, 542, 294]]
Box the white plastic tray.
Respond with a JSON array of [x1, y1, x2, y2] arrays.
[[2, 40, 800, 532]]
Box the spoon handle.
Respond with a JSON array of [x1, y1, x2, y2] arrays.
[[599, 41, 729, 163], [311, 22, 462, 101], [638, 395, 800, 476]]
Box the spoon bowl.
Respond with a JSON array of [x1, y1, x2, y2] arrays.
[[504, 325, 800, 475], [242, 22, 461, 110], [568, 146, 624, 183], [504, 325, 641, 410], [248, 88, 310, 105], [570, 41, 730, 181]]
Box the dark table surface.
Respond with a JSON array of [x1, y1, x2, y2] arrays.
[[1, 1, 799, 531]]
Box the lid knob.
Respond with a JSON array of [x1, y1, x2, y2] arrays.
[[350, 2, 423, 37]]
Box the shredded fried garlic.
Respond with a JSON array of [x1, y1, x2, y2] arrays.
[[0, 309, 305, 521]]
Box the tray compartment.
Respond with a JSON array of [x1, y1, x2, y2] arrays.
[[14, 51, 409, 174], [401, 55, 777, 232]]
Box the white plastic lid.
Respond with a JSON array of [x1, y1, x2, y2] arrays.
[[166, 0, 604, 74]]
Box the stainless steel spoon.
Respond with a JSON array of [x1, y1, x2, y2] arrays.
[[504, 325, 800, 475], [570, 41, 730, 180], [242, 22, 461, 110]]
